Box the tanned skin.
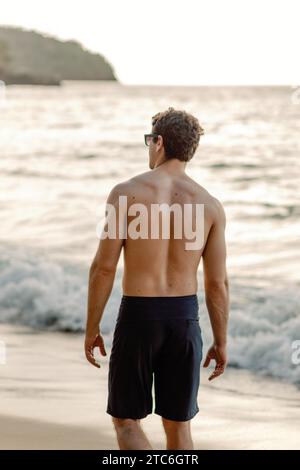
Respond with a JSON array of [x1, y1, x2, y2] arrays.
[[85, 132, 229, 450]]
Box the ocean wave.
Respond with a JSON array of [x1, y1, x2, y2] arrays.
[[0, 249, 122, 334], [0, 253, 87, 332], [0, 250, 299, 385], [225, 284, 300, 384]]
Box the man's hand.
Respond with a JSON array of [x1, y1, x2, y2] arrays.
[[84, 330, 107, 368], [203, 343, 227, 381]]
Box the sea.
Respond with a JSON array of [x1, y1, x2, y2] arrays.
[[0, 81, 299, 384]]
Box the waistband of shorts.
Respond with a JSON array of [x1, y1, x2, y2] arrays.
[[117, 294, 199, 321]]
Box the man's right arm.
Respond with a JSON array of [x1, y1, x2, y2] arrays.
[[201, 197, 230, 380]]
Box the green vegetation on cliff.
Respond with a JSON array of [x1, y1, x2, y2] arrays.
[[0, 26, 117, 85]]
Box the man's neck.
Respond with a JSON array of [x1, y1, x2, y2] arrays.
[[154, 157, 187, 175]]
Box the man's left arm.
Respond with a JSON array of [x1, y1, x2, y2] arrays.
[[85, 184, 125, 368]]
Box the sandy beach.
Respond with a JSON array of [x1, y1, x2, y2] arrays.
[[0, 323, 299, 450]]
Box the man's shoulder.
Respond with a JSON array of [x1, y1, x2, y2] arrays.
[[108, 171, 151, 198], [209, 196, 226, 226], [187, 176, 216, 203], [188, 179, 225, 224], [113, 171, 154, 191]]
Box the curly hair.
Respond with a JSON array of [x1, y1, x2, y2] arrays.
[[151, 107, 204, 162]]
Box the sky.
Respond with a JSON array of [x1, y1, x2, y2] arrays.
[[0, 0, 299, 85]]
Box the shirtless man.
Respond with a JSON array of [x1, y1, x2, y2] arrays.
[[85, 107, 229, 450]]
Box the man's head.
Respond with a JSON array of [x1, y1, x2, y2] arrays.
[[146, 107, 204, 169]]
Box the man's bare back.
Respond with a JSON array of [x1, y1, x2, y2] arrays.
[[119, 164, 220, 296]]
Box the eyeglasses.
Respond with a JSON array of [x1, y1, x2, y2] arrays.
[[144, 133, 159, 146]]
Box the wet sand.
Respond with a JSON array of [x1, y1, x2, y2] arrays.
[[0, 324, 299, 450]]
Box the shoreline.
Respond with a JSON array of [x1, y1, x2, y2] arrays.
[[0, 324, 299, 450]]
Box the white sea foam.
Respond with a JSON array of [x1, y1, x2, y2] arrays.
[[0, 250, 299, 385]]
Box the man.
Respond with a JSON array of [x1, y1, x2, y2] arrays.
[[85, 107, 229, 450]]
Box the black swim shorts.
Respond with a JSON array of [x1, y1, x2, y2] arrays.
[[106, 294, 203, 421]]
